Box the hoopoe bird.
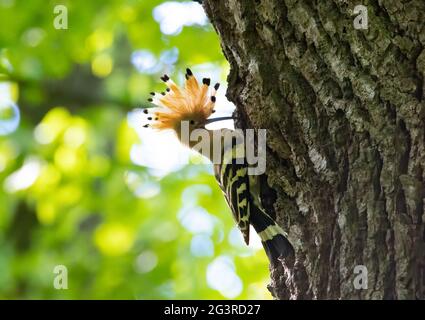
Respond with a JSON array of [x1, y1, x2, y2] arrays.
[[142, 68, 293, 263]]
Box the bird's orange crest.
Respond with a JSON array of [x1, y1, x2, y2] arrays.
[[142, 68, 220, 130]]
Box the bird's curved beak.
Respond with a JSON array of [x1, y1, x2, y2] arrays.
[[204, 116, 234, 125]]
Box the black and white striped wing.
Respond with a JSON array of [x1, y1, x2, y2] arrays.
[[215, 159, 251, 245]]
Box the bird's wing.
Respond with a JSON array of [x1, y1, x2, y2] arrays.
[[216, 147, 251, 245]]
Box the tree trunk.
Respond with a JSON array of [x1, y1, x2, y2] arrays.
[[202, 0, 425, 299]]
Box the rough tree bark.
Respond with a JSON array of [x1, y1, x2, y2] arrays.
[[202, 0, 425, 299]]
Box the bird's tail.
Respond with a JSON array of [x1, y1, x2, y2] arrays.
[[250, 206, 294, 263]]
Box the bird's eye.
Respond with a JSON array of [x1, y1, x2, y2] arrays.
[[190, 120, 195, 125]]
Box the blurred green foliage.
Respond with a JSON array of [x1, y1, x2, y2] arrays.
[[0, 0, 270, 299]]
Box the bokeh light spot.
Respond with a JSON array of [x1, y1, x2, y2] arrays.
[[124, 171, 161, 199], [131, 50, 158, 74], [153, 1, 208, 35], [135, 250, 158, 273], [0, 82, 20, 136], [86, 29, 113, 52], [152, 222, 178, 242], [119, 5, 136, 23], [191, 234, 214, 257], [92, 53, 113, 78], [206, 256, 243, 298], [54, 146, 79, 172], [34, 107, 71, 144], [4, 157, 42, 193], [94, 223, 134, 256], [160, 47, 179, 65], [178, 206, 216, 235], [21, 28, 45, 47], [36, 201, 56, 225], [64, 122, 87, 148]]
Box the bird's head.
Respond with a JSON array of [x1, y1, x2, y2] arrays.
[[142, 68, 232, 139]]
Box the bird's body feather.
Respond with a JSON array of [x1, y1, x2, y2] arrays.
[[213, 130, 293, 261], [145, 68, 293, 263]]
